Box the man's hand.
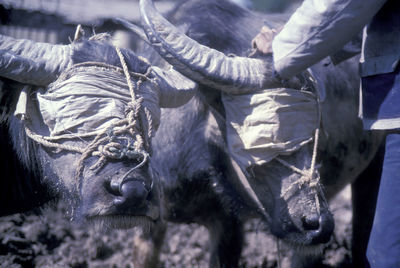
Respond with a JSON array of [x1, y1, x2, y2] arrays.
[[250, 26, 278, 56], [249, 26, 305, 90]]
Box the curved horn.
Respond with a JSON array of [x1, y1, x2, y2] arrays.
[[139, 0, 274, 94], [0, 35, 72, 86]]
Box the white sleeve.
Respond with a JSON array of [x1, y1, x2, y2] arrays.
[[272, 0, 387, 78]]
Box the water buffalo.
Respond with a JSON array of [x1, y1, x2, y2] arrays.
[[0, 32, 200, 229], [0, 27, 261, 267], [125, 0, 384, 266]]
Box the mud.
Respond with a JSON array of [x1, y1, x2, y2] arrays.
[[0, 187, 352, 268]]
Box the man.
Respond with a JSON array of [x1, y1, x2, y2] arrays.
[[266, 0, 399, 266]]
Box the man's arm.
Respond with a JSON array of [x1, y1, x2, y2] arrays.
[[272, 0, 387, 78]]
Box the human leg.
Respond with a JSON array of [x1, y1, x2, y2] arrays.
[[367, 133, 400, 267]]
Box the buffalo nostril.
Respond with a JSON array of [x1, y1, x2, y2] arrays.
[[117, 180, 149, 207], [306, 212, 335, 245], [302, 215, 320, 231], [108, 179, 122, 196]]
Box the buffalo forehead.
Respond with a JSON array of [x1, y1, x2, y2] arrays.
[[36, 67, 161, 136]]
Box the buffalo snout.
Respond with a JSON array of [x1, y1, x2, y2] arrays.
[[74, 160, 161, 227]]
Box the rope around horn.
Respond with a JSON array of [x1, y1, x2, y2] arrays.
[[23, 46, 154, 192]]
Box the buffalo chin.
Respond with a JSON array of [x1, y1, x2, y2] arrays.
[[283, 240, 325, 256], [278, 231, 330, 257], [85, 203, 160, 231], [88, 215, 156, 231]]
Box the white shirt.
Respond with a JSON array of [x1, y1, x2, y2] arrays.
[[272, 0, 387, 78]]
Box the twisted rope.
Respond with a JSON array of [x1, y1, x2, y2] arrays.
[[22, 46, 154, 192], [24, 125, 85, 154]]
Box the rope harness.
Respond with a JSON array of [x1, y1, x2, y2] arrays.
[[232, 70, 324, 216], [20, 47, 154, 192], [276, 71, 323, 205]]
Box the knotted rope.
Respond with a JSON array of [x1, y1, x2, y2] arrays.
[[22, 46, 155, 191]]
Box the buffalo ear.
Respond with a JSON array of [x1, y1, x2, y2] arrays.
[[151, 66, 197, 108], [0, 35, 72, 86]]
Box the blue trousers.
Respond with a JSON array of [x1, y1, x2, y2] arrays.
[[367, 133, 400, 267]]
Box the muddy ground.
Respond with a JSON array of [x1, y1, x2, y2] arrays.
[[0, 186, 352, 268]]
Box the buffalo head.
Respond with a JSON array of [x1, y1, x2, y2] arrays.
[[0, 33, 196, 229], [135, 0, 335, 249]]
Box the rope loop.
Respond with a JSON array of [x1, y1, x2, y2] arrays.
[[101, 142, 124, 159]]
